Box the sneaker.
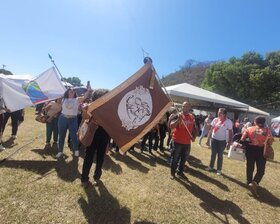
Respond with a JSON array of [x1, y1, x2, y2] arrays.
[[0, 144, 5, 150], [216, 170, 222, 175], [249, 181, 259, 197], [55, 152, 63, 158], [74, 150, 79, 157], [45, 142, 51, 147], [92, 179, 100, 186], [206, 166, 214, 171], [11, 135, 17, 139], [170, 175, 175, 180]]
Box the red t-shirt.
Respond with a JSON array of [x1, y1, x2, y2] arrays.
[[242, 126, 272, 147], [172, 113, 195, 144]]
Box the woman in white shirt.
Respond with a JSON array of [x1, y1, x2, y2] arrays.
[[56, 87, 91, 158], [206, 108, 233, 175]]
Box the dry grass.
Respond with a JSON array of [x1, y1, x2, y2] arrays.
[[0, 108, 279, 224]]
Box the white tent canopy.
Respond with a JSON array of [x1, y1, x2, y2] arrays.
[[165, 83, 270, 116], [236, 106, 270, 116], [271, 116, 280, 136], [165, 83, 249, 109], [271, 116, 280, 123]]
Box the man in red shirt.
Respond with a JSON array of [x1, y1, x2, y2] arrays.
[[169, 101, 197, 179]]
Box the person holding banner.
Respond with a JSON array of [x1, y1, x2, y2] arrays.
[[56, 87, 92, 158], [81, 89, 110, 187], [206, 108, 233, 175], [169, 101, 197, 179]]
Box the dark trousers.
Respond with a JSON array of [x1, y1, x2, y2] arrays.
[[245, 145, 266, 184], [3, 110, 22, 136], [141, 131, 158, 152], [171, 142, 190, 175], [210, 138, 226, 171], [159, 124, 166, 151], [81, 127, 109, 182]]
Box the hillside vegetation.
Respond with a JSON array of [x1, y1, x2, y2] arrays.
[[161, 51, 280, 111]]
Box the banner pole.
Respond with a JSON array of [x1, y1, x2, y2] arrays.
[[48, 54, 69, 88], [143, 56, 194, 139]]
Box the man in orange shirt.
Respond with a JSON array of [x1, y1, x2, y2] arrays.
[[169, 101, 197, 179]]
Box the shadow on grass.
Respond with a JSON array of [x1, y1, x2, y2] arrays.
[[102, 155, 123, 175], [2, 137, 18, 149], [0, 155, 81, 183], [32, 147, 57, 159], [191, 157, 280, 207], [129, 149, 174, 169], [256, 186, 280, 207], [110, 152, 150, 173], [187, 167, 230, 192], [56, 157, 80, 182], [129, 150, 157, 167], [0, 159, 57, 176], [78, 181, 131, 224], [176, 178, 250, 224]]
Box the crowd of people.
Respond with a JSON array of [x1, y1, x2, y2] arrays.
[[0, 88, 275, 198]]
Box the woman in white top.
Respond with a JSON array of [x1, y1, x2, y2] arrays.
[[206, 108, 233, 175], [56, 87, 91, 158]]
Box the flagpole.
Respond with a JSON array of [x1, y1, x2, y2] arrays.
[[143, 56, 194, 139], [143, 56, 175, 105], [47, 54, 66, 83]]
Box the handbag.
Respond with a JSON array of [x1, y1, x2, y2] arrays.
[[35, 113, 48, 123], [78, 116, 99, 147], [263, 138, 274, 161], [228, 142, 245, 161]]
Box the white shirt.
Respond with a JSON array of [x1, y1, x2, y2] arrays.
[[61, 98, 80, 116], [211, 118, 233, 141]]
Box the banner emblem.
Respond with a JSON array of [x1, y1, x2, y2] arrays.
[[118, 86, 152, 131]]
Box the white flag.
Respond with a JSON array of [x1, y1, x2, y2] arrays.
[[0, 67, 66, 112]]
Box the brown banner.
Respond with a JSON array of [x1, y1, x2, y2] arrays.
[[88, 63, 172, 152]]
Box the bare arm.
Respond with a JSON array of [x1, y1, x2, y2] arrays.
[[206, 126, 213, 146], [77, 88, 93, 104], [228, 129, 233, 144], [169, 113, 182, 129]]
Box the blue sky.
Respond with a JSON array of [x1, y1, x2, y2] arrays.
[[1, 0, 280, 89]]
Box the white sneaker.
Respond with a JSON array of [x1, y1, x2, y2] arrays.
[[74, 150, 79, 157], [0, 144, 5, 150], [217, 170, 222, 175], [56, 152, 63, 158], [11, 135, 17, 139]]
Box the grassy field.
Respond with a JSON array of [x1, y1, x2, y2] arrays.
[[0, 108, 279, 224]]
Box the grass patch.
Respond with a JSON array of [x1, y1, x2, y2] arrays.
[[0, 108, 279, 224]]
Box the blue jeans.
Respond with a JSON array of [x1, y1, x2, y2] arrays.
[[198, 128, 208, 144], [46, 117, 58, 143], [58, 115, 78, 152], [171, 142, 190, 175], [210, 138, 226, 170]]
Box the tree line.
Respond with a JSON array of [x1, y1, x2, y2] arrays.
[[201, 51, 280, 109]]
